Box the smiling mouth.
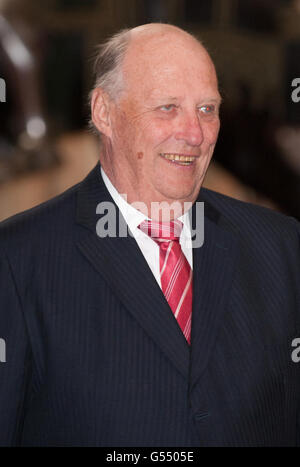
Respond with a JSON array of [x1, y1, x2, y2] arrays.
[[159, 153, 197, 166]]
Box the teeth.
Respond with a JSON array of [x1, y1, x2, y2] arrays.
[[160, 153, 196, 162]]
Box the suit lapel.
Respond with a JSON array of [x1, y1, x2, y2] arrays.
[[76, 163, 190, 380], [189, 195, 239, 389]]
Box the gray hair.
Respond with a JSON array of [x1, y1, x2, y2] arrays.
[[88, 28, 131, 135]]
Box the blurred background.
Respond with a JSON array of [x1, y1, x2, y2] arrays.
[[0, 0, 299, 221]]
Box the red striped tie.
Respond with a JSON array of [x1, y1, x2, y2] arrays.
[[139, 220, 193, 344]]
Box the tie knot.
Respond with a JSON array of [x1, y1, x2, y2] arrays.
[[139, 219, 183, 242]]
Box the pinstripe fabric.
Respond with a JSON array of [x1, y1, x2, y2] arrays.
[[139, 220, 192, 343], [0, 162, 299, 446]]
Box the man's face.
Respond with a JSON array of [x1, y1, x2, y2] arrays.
[[104, 32, 221, 212]]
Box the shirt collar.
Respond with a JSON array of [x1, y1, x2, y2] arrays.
[[101, 167, 192, 237]]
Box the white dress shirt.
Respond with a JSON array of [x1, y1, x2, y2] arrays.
[[101, 167, 193, 289]]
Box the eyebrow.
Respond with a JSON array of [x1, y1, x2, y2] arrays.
[[149, 96, 181, 103], [206, 97, 223, 105], [150, 95, 222, 104]]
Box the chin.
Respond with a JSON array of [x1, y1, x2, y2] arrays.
[[166, 185, 199, 201], [157, 193, 196, 209], [151, 180, 199, 205]]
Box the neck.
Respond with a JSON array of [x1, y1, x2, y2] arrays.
[[100, 159, 195, 222]]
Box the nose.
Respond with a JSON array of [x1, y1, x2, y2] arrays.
[[174, 111, 204, 147]]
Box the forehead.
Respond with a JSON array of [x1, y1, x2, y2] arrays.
[[121, 32, 219, 101]]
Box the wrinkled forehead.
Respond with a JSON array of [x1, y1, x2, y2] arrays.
[[121, 32, 219, 99]]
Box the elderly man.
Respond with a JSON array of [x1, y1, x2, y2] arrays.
[[0, 24, 299, 447]]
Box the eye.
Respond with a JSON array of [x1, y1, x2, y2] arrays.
[[159, 104, 177, 112], [199, 104, 216, 114]]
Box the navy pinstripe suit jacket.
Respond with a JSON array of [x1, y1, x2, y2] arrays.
[[0, 162, 299, 446]]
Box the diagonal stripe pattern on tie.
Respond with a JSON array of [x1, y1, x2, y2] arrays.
[[139, 219, 193, 344]]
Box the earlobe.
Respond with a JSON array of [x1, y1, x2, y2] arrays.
[[91, 88, 112, 138]]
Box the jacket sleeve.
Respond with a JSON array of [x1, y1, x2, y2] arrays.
[[0, 253, 32, 446]]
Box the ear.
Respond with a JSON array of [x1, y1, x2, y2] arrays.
[[91, 87, 113, 138]]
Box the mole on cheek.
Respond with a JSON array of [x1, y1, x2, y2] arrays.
[[137, 152, 144, 159]]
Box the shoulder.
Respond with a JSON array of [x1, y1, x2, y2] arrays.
[[200, 187, 300, 240], [0, 180, 81, 256], [200, 189, 300, 303]]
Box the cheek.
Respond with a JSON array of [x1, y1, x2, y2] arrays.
[[143, 121, 175, 149], [205, 120, 220, 144], [112, 113, 133, 147]]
